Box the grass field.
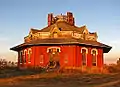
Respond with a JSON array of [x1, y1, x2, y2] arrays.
[[0, 68, 120, 87]]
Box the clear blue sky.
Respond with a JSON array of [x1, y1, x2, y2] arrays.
[[0, 0, 120, 63]]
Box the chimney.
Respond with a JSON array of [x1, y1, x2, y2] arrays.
[[67, 12, 75, 26], [48, 13, 53, 26]]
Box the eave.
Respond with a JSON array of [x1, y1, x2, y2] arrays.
[[10, 39, 112, 53]]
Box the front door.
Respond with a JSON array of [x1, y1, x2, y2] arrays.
[[47, 47, 60, 69]]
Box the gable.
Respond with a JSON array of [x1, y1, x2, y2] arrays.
[[82, 26, 89, 34], [50, 24, 61, 33]]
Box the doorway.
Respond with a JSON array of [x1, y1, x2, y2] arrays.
[[47, 47, 61, 69]]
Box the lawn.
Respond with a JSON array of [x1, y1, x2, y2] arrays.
[[0, 68, 120, 87]]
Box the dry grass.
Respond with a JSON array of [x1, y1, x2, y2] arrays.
[[0, 65, 120, 87], [0, 72, 120, 87]]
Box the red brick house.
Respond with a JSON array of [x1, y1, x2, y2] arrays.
[[10, 12, 111, 72]]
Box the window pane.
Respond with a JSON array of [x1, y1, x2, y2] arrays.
[[28, 49, 32, 62], [92, 50, 96, 66], [57, 49, 59, 52], [20, 52, 22, 63], [49, 49, 52, 53], [82, 49, 86, 65], [24, 51, 27, 63]]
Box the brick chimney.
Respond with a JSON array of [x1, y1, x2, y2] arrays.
[[67, 12, 75, 26], [48, 13, 53, 26]]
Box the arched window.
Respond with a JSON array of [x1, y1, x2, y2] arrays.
[[53, 32, 58, 38], [23, 50, 27, 63], [83, 33, 86, 40], [47, 47, 61, 53], [19, 51, 23, 64], [28, 48, 32, 63], [91, 49, 98, 66], [81, 47, 88, 66], [40, 55, 44, 64]]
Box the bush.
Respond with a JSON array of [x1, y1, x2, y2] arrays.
[[107, 64, 118, 73]]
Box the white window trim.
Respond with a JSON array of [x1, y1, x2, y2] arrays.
[[81, 47, 88, 66], [47, 47, 61, 53], [28, 48, 32, 63], [81, 47, 88, 54], [91, 48, 98, 55], [91, 48, 98, 66], [20, 51, 23, 64], [23, 49, 27, 64]]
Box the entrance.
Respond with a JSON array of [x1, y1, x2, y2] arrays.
[[47, 47, 60, 70]]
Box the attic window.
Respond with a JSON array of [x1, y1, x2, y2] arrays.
[[53, 31, 57, 34], [59, 28, 62, 31]]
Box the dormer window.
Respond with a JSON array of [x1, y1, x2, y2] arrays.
[[29, 35, 32, 40], [53, 32, 58, 38], [53, 32, 57, 34], [59, 28, 62, 31], [83, 33, 86, 40]]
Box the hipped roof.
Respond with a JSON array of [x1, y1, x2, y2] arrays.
[[10, 21, 112, 53], [10, 38, 112, 53], [31, 21, 86, 33]]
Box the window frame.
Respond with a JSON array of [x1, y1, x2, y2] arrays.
[[91, 48, 98, 66], [28, 48, 32, 63], [19, 51, 23, 64], [47, 47, 61, 53], [23, 49, 27, 64], [81, 47, 88, 66]]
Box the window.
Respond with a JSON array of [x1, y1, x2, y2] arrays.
[[28, 48, 32, 63], [52, 48, 56, 54], [83, 33, 86, 40], [23, 50, 27, 63], [53, 33, 58, 38], [40, 55, 44, 64], [19, 51, 23, 64], [30, 35, 32, 40], [49, 49, 52, 53], [59, 28, 62, 31], [81, 47, 88, 66], [91, 49, 97, 66], [47, 47, 61, 53], [57, 48, 60, 52], [82, 49, 87, 65]]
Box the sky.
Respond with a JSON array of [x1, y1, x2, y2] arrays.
[[0, 0, 120, 64]]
